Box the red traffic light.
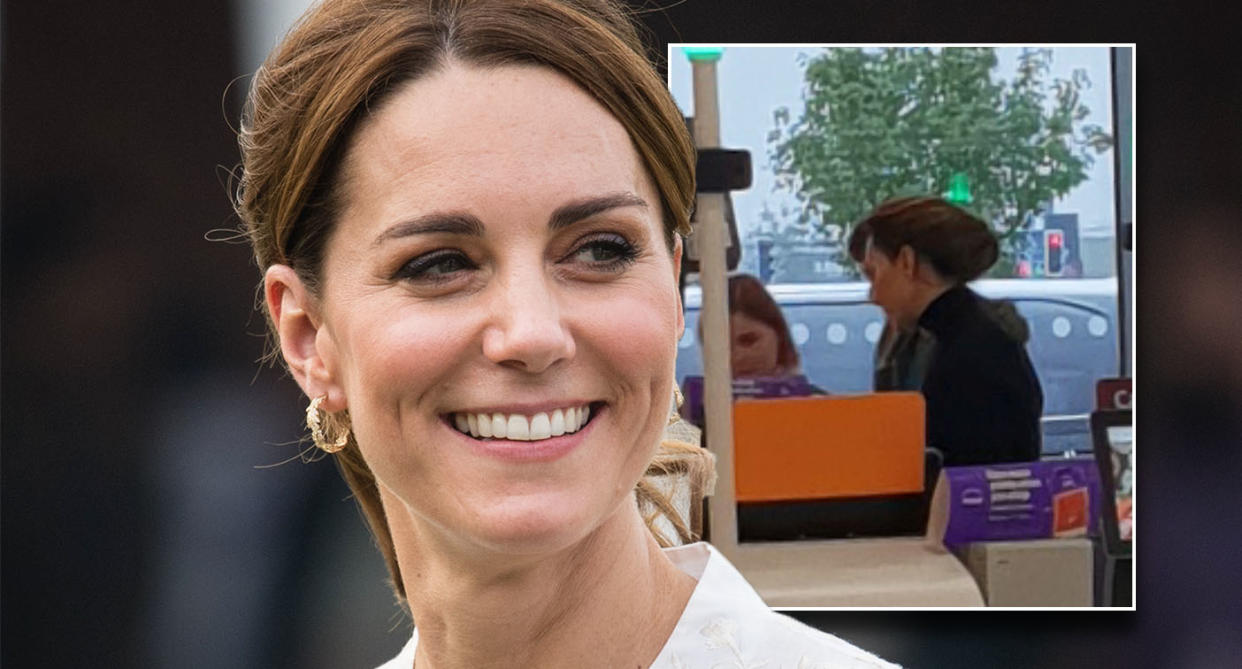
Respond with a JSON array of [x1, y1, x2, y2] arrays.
[[1045, 229, 1065, 276]]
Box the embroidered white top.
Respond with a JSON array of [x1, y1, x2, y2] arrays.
[[377, 542, 900, 669]]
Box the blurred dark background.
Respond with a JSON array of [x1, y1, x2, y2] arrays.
[[2, 1, 1238, 667]]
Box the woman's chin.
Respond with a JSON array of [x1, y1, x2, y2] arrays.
[[456, 492, 619, 556]]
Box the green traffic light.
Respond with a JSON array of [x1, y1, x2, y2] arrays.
[[945, 172, 973, 206], [682, 46, 725, 62]]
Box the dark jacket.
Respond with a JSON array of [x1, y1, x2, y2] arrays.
[[875, 286, 1043, 466]]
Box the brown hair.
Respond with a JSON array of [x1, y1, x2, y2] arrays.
[[234, 0, 710, 603], [848, 196, 999, 283], [727, 273, 799, 373]]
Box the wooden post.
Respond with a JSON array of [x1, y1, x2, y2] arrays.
[[689, 54, 738, 556]]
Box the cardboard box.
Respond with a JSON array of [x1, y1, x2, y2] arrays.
[[956, 538, 1094, 606]]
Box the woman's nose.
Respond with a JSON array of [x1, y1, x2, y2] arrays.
[[481, 271, 575, 373]]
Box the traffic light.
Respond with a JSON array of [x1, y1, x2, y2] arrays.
[[1045, 229, 1065, 276]]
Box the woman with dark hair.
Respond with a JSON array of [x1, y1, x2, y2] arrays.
[[725, 273, 801, 378], [849, 196, 1043, 466], [236, 0, 896, 666]]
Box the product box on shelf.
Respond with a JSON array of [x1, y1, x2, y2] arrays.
[[926, 459, 1102, 547]]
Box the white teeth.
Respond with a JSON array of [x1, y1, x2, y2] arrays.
[[530, 413, 552, 440], [454, 405, 597, 440], [550, 409, 565, 436], [507, 414, 530, 441]]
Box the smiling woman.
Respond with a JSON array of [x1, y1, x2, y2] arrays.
[[234, 1, 895, 667]]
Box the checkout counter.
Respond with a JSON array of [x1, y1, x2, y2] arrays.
[[686, 390, 1099, 608]]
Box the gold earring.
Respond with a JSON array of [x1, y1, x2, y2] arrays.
[[668, 386, 685, 425], [306, 395, 349, 453]]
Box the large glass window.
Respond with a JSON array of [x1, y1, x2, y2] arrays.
[[670, 46, 1125, 456]]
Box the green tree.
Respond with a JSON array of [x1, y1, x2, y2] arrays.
[[769, 47, 1113, 276]]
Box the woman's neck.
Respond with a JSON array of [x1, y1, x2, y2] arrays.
[[388, 494, 696, 669], [901, 281, 954, 330]]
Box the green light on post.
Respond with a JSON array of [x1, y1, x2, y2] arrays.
[[682, 46, 725, 62], [945, 172, 973, 206]]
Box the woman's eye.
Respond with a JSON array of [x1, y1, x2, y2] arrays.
[[395, 250, 475, 283], [567, 235, 639, 269]]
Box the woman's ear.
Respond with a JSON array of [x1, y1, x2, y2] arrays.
[[897, 245, 918, 278], [264, 265, 347, 412], [909, 251, 944, 285]]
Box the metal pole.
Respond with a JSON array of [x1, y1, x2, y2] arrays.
[[1111, 46, 1134, 378], [689, 55, 738, 556]]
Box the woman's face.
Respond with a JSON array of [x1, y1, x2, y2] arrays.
[[292, 63, 683, 555], [729, 311, 783, 378], [861, 237, 916, 326]]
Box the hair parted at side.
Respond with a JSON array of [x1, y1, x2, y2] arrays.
[[848, 196, 999, 284], [233, 0, 710, 603]]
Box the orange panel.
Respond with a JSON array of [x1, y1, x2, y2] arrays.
[[732, 393, 925, 502]]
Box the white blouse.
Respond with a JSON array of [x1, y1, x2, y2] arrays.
[[378, 542, 900, 669]]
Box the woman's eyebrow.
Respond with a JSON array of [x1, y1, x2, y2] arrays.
[[548, 192, 648, 232], [371, 192, 646, 248], [372, 213, 484, 247]]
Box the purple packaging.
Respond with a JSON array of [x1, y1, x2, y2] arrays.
[[928, 459, 1103, 547], [680, 375, 816, 427]]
